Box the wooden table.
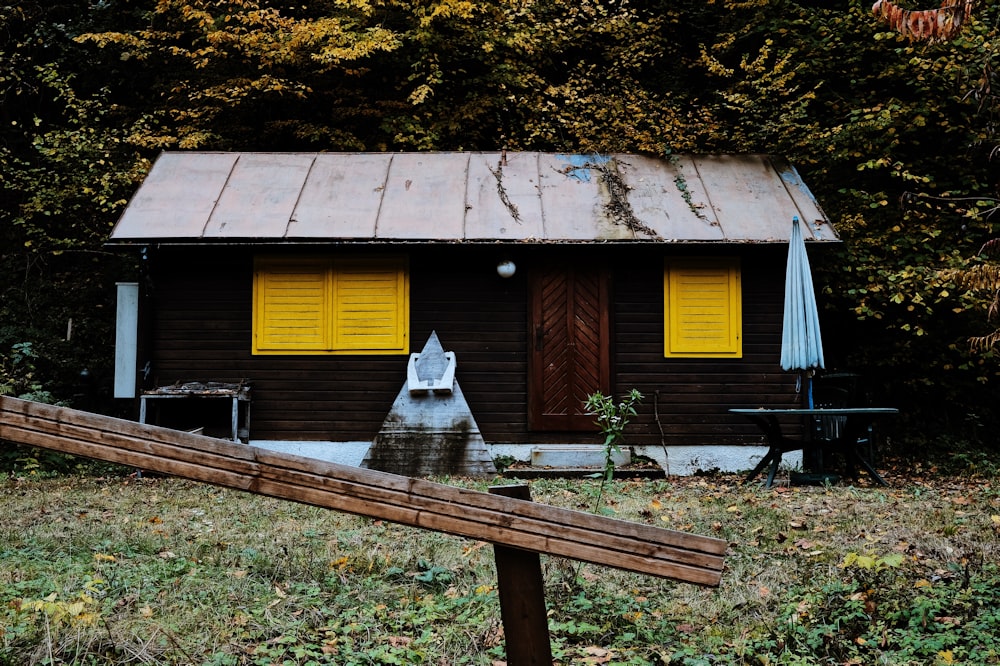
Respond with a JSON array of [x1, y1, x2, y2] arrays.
[[729, 408, 898, 487]]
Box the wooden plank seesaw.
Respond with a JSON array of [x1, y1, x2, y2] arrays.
[[0, 396, 727, 664]]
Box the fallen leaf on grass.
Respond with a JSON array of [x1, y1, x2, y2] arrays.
[[584, 646, 610, 656], [462, 541, 488, 555]]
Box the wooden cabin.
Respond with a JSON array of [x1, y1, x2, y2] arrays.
[[108, 151, 837, 474]]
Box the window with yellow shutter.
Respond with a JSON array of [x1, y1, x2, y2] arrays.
[[664, 258, 742, 358], [253, 256, 409, 355]]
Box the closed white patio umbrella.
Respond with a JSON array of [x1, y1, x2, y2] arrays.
[[781, 217, 825, 404]]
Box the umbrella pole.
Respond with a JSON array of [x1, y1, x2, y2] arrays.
[[795, 372, 815, 408], [803, 370, 820, 472]]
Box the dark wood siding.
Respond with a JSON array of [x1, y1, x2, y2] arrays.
[[610, 248, 801, 447], [410, 249, 529, 441], [142, 245, 800, 446]]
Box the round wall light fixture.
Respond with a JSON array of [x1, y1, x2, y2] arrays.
[[496, 258, 516, 278]]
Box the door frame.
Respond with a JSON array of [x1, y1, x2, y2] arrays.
[[527, 261, 612, 431]]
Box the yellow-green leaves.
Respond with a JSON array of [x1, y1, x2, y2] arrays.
[[842, 551, 905, 571]]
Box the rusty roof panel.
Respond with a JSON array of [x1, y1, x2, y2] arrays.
[[203, 153, 314, 238], [540, 154, 632, 240], [616, 154, 724, 241], [777, 163, 838, 242], [286, 153, 389, 238], [375, 153, 470, 240], [690, 155, 785, 240], [465, 152, 546, 240], [109, 151, 835, 244], [112, 152, 239, 239], [689, 155, 832, 242]]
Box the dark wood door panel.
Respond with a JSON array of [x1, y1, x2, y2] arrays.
[[529, 264, 610, 431]]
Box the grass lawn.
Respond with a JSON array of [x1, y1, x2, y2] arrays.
[[2, 465, 1000, 665]]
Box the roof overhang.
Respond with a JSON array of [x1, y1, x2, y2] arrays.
[[108, 151, 837, 246]]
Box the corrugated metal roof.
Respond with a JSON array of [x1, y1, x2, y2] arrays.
[[109, 151, 837, 244]]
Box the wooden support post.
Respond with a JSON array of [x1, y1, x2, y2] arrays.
[[490, 484, 553, 666]]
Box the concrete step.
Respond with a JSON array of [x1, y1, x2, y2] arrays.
[[530, 445, 631, 468]]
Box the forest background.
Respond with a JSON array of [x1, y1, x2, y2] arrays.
[[2, 0, 1000, 458]]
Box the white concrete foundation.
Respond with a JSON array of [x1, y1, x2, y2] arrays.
[[252, 440, 370, 467], [250, 440, 800, 477], [633, 444, 800, 477]]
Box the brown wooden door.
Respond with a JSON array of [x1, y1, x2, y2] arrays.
[[529, 263, 611, 430]]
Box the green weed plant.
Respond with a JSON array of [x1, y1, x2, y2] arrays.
[[583, 389, 643, 514]]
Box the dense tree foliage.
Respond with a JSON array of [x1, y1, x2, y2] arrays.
[[3, 0, 1000, 447], [0, 4, 143, 405]]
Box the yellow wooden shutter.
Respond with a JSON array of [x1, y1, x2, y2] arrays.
[[664, 259, 742, 357], [253, 259, 331, 353], [331, 257, 409, 353]]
